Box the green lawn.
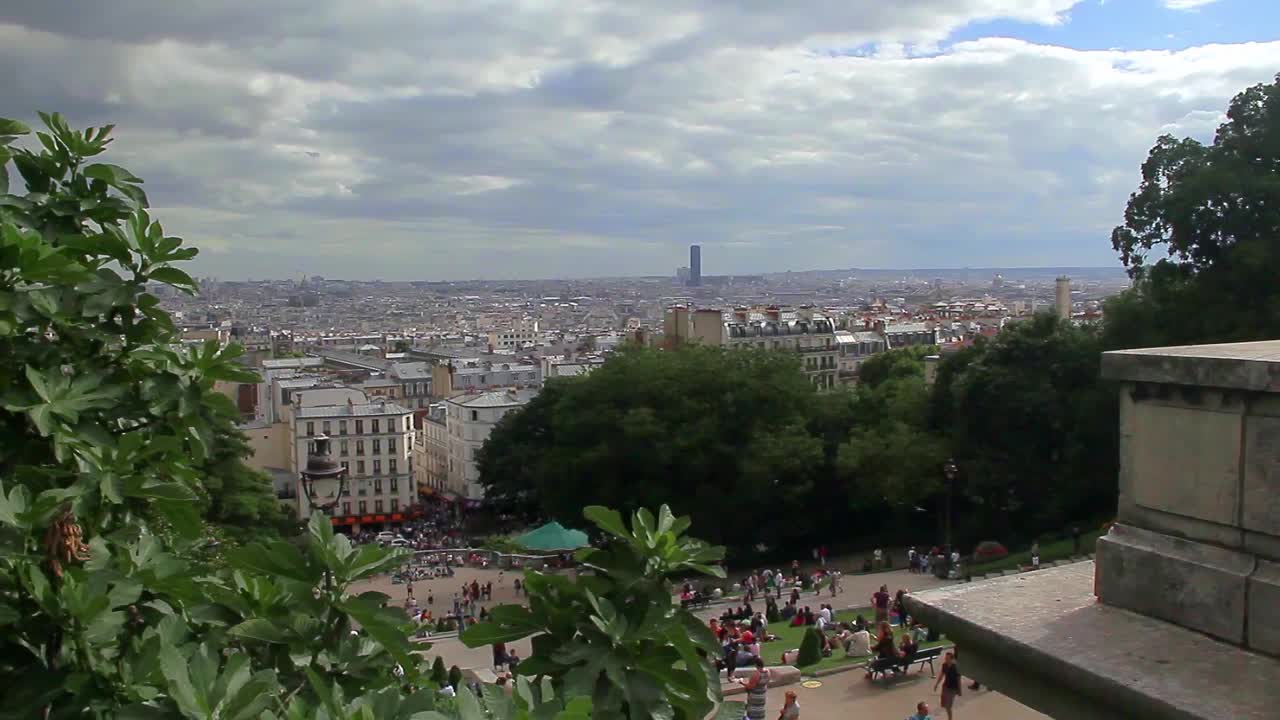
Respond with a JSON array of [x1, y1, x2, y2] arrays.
[[966, 530, 1104, 576], [761, 607, 948, 674]]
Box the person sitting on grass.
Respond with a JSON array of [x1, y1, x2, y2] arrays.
[[847, 623, 872, 657], [780, 601, 797, 621]]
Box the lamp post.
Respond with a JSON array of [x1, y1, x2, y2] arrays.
[[943, 458, 958, 555], [301, 434, 348, 518]]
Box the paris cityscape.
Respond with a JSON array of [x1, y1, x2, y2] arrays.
[[1, 2, 1278, 719]]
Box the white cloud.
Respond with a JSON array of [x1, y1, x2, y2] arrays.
[[1162, 0, 1223, 10], [0, 2, 1273, 279]]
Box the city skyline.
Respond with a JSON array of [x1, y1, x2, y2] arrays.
[[2, 2, 1276, 280]]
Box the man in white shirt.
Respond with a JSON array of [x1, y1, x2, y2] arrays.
[[819, 605, 832, 626], [848, 627, 872, 656]]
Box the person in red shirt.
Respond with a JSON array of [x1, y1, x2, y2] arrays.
[[872, 585, 891, 624]]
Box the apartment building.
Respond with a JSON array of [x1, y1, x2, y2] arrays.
[[291, 398, 415, 530], [413, 404, 449, 496], [834, 330, 887, 383], [445, 389, 538, 501], [666, 305, 839, 389], [487, 318, 540, 351], [431, 359, 541, 399]]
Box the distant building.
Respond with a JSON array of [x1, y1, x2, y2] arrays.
[[445, 389, 539, 501], [430, 359, 541, 400], [689, 244, 702, 287], [834, 330, 887, 383], [676, 266, 691, 284], [487, 318, 540, 351], [291, 397, 415, 530]]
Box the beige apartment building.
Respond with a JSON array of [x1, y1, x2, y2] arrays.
[[665, 305, 840, 389], [445, 389, 538, 500], [413, 404, 449, 497], [291, 398, 415, 530]]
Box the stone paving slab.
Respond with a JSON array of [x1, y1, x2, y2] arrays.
[[905, 561, 1280, 720]]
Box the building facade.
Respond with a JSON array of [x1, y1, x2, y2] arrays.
[[487, 318, 540, 351], [445, 389, 538, 500], [413, 404, 449, 496], [291, 399, 415, 530]]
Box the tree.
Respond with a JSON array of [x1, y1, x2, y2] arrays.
[[462, 505, 738, 720], [1107, 74, 1280, 347], [478, 345, 821, 555], [795, 628, 822, 668], [935, 315, 1115, 542]]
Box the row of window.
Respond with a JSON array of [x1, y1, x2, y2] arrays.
[[336, 438, 400, 456], [305, 417, 402, 437], [805, 356, 836, 370], [340, 498, 399, 516], [338, 459, 403, 476]]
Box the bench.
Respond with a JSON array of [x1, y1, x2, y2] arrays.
[[865, 647, 945, 684], [680, 594, 711, 611]]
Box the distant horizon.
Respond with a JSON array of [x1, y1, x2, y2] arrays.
[[201, 264, 1130, 284]]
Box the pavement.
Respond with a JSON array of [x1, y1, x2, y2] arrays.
[[352, 564, 1046, 719]]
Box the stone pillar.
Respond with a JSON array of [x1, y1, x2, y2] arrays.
[[1097, 341, 1280, 656]]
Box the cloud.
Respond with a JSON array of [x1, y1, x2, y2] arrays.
[[1162, 0, 1223, 10], [0, 1, 1274, 279]]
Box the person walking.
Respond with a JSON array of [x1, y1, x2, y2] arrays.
[[933, 651, 962, 719], [737, 656, 770, 720], [779, 690, 800, 720]]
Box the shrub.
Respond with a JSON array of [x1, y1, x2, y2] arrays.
[[448, 665, 463, 690], [973, 541, 1009, 562], [796, 627, 822, 667], [766, 601, 781, 624], [431, 656, 448, 686]]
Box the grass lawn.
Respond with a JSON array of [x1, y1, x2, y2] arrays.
[[966, 529, 1104, 576], [762, 607, 949, 674]]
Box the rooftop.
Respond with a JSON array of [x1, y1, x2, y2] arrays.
[[446, 388, 539, 408], [295, 401, 410, 418]]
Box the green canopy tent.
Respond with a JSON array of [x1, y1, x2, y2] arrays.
[[512, 521, 590, 553]]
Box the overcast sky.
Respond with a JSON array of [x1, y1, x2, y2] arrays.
[[2, 1, 1277, 280]]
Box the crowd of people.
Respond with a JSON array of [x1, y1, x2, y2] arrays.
[[353, 503, 468, 550]]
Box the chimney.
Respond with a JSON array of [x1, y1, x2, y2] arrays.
[[874, 320, 886, 335], [734, 307, 749, 323], [797, 304, 814, 322], [765, 306, 781, 322]]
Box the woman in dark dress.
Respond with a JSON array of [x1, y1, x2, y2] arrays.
[[933, 650, 962, 719]]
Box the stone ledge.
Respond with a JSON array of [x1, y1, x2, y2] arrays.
[[904, 562, 1280, 720], [1102, 340, 1280, 390]]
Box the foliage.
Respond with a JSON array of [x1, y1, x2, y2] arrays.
[[431, 656, 448, 686], [448, 665, 463, 691], [462, 504, 729, 720], [934, 314, 1116, 542], [1106, 74, 1280, 347], [795, 627, 822, 668], [478, 346, 822, 554], [0, 113, 472, 719]]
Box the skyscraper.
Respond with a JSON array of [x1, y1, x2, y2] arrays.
[[689, 244, 702, 287], [1056, 276, 1071, 320]]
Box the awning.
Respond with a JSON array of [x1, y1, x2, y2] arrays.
[[512, 521, 589, 552]]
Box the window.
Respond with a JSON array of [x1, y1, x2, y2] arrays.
[[306, 422, 314, 436], [340, 461, 349, 472], [356, 460, 365, 474], [321, 421, 329, 436], [374, 478, 383, 493], [470, 410, 478, 421], [339, 420, 347, 435], [356, 440, 364, 455], [339, 440, 349, 456], [372, 439, 381, 454], [388, 438, 396, 454], [389, 459, 397, 475], [375, 500, 384, 513], [372, 419, 380, 433], [390, 476, 398, 492], [373, 460, 382, 475], [388, 417, 397, 432], [355, 420, 364, 434], [342, 502, 350, 516], [391, 499, 399, 512], [358, 500, 367, 514]]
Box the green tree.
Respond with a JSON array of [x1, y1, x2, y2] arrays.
[[795, 627, 822, 668], [1107, 74, 1280, 347], [462, 505, 738, 720], [936, 315, 1115, 541], [478, 345, 820, 555]]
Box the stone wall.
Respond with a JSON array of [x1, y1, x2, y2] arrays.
[[1098, 341, 1280, 657]]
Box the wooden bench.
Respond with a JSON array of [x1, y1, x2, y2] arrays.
[[865, 646, 945, 684]]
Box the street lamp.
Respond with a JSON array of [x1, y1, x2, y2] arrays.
[[301, 435, 348, 516], [943, 458, 958, 554]]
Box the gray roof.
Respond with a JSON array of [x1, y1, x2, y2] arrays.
[[296, 401, 411, 418], [446, 389, 538, 408], [390, 361, 433, 380]]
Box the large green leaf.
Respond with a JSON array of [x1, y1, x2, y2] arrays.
[[228, 618, 288, 644]]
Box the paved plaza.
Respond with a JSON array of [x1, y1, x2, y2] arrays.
[[353, 563, 1047, 718]]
